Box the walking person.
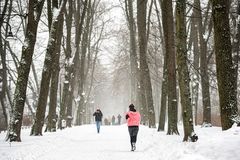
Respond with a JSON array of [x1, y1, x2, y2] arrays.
[[126, 104, 141, 151], [93, 108, 103, 133], [111, 115, 115, 125], [117, 114, 122, 125]]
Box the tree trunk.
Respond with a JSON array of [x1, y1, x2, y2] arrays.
[[0, 31, 8, 132], [137, 0, 156, 127], [212, 0, 239, 130], [31, 0, 67, 136], [68, 0, 88, 126], [161, 0, 179, 135], [76, 0, 92, 125], [191, 1, 200, 126], [231, 1, 240, 127], [61, 0, 73, 128], [158, 54, 167, 131], [176, 0, 197, 142], [195, 0, 211, 126], [125, 0, 138, 105], [45, 11, 64, 132], [153, 0, 167, 131], [6, 0, 45, 142]]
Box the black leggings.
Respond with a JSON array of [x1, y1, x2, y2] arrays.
[[128, 126, 139, 144], [130, 135, 137, 143]]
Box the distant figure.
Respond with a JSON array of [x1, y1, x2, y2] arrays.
[[104, 118, 109, 125], [117, 114, 122, 125], [62, 119, 66, 129], [126, 104, 141, 151], [111, 115, 115, 125], [93, 108, 103, 133]]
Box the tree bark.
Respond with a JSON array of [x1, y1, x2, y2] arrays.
[[161, 0, 179, 134], [45, 10, 64, 132], [125, 0, 138, 105], [68, 0, 88, 126], [76, 0, 92, 125], [153, 0, 167, 131], [195, 0, 211, 126], [212, 0, 239, 130], [61, 0, 73, 128], [176, 0, 197, 142], [191, 1, 200, 126], [31, 0, 67, 136], [137, 0, 156, 128], [6, 0, 45, 142]]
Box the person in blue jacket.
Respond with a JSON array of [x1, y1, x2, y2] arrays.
[[93, 108, 103, 133]]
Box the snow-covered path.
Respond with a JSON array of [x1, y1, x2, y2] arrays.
[[0, 124, 240, 160]]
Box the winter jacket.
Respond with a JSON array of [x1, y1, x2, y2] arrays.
[[93, 110, 103, 121], [126, 111, 140, 126]]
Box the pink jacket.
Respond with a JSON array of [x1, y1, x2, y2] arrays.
[[126, 111, 141, 126]]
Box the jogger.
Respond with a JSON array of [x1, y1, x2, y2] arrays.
[[126, 104, 141, 151]]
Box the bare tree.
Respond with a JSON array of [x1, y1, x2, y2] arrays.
[[137, 0, 156, 127], [65, 0, 88, 126], [76, 0, 93, 125], [194, 0, 212, 126], [0, 0, 12, 132], [45, 0, 65, 132], [6, 0, 45, 142], [61, 0, 74, 128], [161, 0, 179, 134], [124, 0, 139, 106], [176, 0, 197, 142], [212, 0, 239, 130], [31, 0, 67, 136]]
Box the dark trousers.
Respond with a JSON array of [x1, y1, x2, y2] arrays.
[[128, 126, 139, 144]]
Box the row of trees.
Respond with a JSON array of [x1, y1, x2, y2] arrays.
[[1, 0, 111, 141], [0, 0, 239, 142], [113, 0, 240, 141]]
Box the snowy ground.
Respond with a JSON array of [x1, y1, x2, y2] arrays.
[[0, 124, 240, 160]]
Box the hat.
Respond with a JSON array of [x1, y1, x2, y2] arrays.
[[129, 104, 135, 109]]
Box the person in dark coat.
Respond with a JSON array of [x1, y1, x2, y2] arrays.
[[93, 108, 103, 133], [117, 114, 122, 125]]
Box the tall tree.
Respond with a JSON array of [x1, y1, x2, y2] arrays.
[[45, 1, 64, 132], [61, 0, 73, 128], [211, 0, 239, 130], [230, 1, 240, 127], [6, 0, 46, 142], [65, 0, 88, 126], [176, 0, 197, 142], [161, 0, 179, 134], [190, 0, 200, 126], [77, 0, 93, 125], [153, 0, 168, 132], [0, 0, 12, 132], [125, 0, 139, 106], [195, 0, 212, 126], [31, 0, 67, 136], [137, 0, 156, 128]]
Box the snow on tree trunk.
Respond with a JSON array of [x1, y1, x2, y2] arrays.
[[212, 0, 239, 130], [6, 0, 45, 142], [46, 12, 64, 132], [176, 0, 197, 142], [31, 0, 67, 136]]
